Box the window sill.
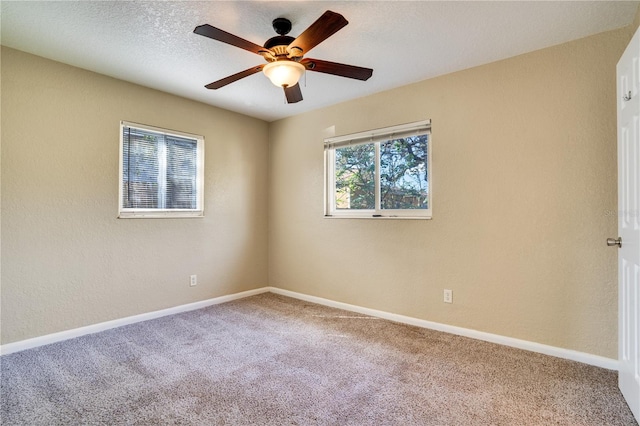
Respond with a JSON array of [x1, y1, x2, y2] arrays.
[[118, 211, 204, 219], [323, 215, 432, 220]]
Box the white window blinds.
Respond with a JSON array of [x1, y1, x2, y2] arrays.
[[119, 122, 204, 218], [324, 120, 431, 150]]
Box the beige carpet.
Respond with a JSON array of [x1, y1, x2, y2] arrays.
[[1, 293, 637, 425]]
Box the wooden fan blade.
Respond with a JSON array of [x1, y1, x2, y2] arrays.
[[287, 11, 348, 55], [284, 84, 303, 103], [205, 65, 265, 89], [194, 24, 272, 56], [301, 58, 373, 81]]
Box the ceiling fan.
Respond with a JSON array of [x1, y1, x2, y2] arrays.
[[193, 10, 373, 104]]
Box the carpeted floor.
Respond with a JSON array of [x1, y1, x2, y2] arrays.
[[0, 293, 637, 425]]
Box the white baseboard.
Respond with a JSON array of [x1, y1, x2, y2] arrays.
[[1, 286, 619, 371], [0, 287, 270, 356], [268, 287, 619, 371]]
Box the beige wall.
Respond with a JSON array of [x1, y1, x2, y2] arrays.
[[268, 27, 630, 359], [1, 47, 269, 344], [630, 3, 640, 38]]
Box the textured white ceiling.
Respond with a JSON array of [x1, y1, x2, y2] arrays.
[[1, 1, 638, 122]]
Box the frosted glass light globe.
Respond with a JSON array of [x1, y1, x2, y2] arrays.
[[263, 61, 305, 88]]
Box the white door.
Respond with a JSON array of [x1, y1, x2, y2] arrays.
[[617, 26, 640, 423]]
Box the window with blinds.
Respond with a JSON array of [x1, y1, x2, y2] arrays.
[[324, 120, 431, 219], [119, 122, 204, 218]]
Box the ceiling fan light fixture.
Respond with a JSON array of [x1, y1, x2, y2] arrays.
[[263, 61, 305, 88], [195, 10, 372, 104]]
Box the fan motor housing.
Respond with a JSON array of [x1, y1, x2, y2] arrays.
[[265, 17, 295, 54], [264, 35, 295, 50]]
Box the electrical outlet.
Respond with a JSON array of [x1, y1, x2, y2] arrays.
[[443, 289, 453, 304], [190, 275, 197, 287]]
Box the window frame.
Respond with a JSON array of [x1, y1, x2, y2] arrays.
[[324, 120, 432, 220], [118, 121, 205, 219]]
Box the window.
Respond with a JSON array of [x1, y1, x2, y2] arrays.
[[324, 120, 431, 219], [119, 121, 204, 218]]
